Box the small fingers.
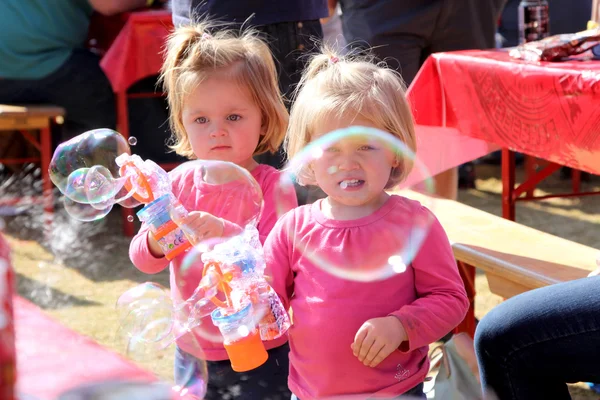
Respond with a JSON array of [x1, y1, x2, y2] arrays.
[[368, 344, 393, 368], [352, 327, 369, 357], [357, 334, 376, 363], [362, 340, 385, 367]]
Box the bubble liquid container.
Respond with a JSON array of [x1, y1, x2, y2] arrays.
[[136, 193, 192, 261], [210, 303, 268, 372]]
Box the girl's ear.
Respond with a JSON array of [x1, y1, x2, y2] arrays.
[[260, 114, 267, 136], [392, 157, 401, 168], [260, 122, 267, 136]]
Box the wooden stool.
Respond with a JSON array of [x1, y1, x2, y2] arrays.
[[0, 104, 65, 217]]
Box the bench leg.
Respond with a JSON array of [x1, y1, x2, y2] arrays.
[[572, 169, 581, 193], [40, 126, 54, 241], [454, 261, 476, 338], [525, 155, 536, 198], [501, 148, 516, 221]]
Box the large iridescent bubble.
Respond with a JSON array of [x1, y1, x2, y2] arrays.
[[115, 282, 208, 399], [168, 160, 263, 230], [275, 126, 436, 282], [49, 129, 141, 220]]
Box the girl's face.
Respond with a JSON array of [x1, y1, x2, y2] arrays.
[[181, 73, 263, 170], [311, 115, 399, 213]]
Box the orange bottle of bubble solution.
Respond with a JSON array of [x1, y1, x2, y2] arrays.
[[211, 303, 268, 372], [203, 262, 271, 371], [136, 194, 192, 260]]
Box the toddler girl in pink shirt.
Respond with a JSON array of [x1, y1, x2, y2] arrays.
[[129, 22, 297, 400], [264, 49, 469, 399]]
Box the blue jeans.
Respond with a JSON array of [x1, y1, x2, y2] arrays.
[[291, 382, 425, 399], [475, 277, 600, 400], [175, 343, 291, 400]]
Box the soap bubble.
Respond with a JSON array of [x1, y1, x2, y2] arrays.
[[128, 136, 138, 146], [49, 129, 137, 220], [55, 379, 207, 400], [63, 197, 112, 221], [50, 129, 130, 197], [114, 283, 208, 399], [275, 126, 436, 282], [169, 160, 263, 230], [116, 283, 173, 346]]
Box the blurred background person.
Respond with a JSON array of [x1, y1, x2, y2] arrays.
[[0, 0, 154, 149], [336, 0, 507, 199]]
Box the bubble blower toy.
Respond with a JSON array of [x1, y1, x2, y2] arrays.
[[48, 128, 192, 260], [119, 228, 291, 373], [115, 152, 192, 261]]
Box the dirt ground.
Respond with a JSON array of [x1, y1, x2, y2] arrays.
[[2, 162, 599, 399]]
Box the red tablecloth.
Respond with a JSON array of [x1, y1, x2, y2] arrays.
[[409, 49, 600, 175], [100, 10, 173, 93], [16, 297, 155, 399]]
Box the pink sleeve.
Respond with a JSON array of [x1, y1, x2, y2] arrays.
[[263, 213, 295, 310], [129, 224, 170, 274], [390, 208, 468, 352], [257, 171, 298, 245]]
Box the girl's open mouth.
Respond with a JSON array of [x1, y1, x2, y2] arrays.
[[339, 179, 365, 190]]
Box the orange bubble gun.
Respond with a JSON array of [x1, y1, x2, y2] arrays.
[[198, 261, 268, 372], [193, 227, 291, 371], [115, 154, 192, 260]]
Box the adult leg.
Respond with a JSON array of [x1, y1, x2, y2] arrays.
[[38, 48, 116, 144], [339, 0, 437, 85], [426, 0, 506, 198], [475, 277, 600, 400], [255, 20, 323, 171], [0, 49, 116, 149]]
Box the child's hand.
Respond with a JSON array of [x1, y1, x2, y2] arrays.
[[351, 316, 407, 368], [147, 231, 165, 258], [178, 211, 224, 245]]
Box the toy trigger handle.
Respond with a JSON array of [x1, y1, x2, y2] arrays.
[[202, 262, 233, 309], [120, 161, 155, 204]]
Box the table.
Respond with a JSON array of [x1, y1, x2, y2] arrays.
[[0, 105, 64, 222], [409, 49, 600, 219], [16, 296, 156, 399], [101, 10, 173, 96]]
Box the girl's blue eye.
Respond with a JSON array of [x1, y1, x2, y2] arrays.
[[227, 114, 241, 121], [358, 145, 376, 151], [195, 117, 208, 124]]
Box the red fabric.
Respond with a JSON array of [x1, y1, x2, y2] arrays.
[[100, 10, 173, 93], [15, 297, 155, 399], [408, 49, 600, 175]]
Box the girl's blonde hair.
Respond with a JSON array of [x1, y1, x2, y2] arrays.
[[286, 48, 416, 188], [160, 22, 288, 159]]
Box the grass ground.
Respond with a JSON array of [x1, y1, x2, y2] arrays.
[[3, 163, 600, 398]]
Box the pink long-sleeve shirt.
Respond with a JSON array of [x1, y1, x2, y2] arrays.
[[264, 195, 468, 399], [129, 163, 297, 361]]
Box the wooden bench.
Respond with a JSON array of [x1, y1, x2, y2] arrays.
[[398, 190, 598, 337], [0, 104, 65, 214]]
